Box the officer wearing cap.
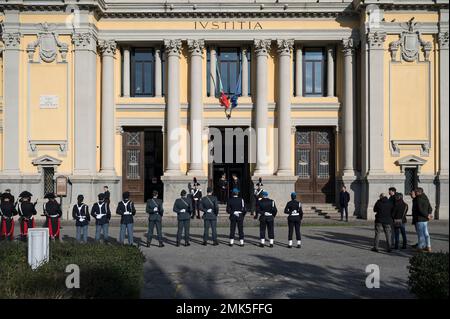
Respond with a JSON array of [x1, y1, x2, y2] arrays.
[[255, 190, 278, 247], [173, 190, 193, 246], [284, 192, 303, 248], [146, 190, 165, 248], [116, 191, 136, 245], [72, 194, 90, 243], [226, 188, 246, 247], [91, 193, 112, 242], [43, 192, 63, 240], [17, 191, 37, 240], [199, 187, 219, 246], [0, 192, 18, 241]]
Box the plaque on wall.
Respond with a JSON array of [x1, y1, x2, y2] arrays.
[[55, 176, 68, 196], [39, 95, 59, 109]]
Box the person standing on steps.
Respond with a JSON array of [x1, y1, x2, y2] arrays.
[[230, 174, 240, 197], [146, 190, 165, 248], [284, 192, 303, 248], [252, 178, 264, 217], [173, 190, 193, 247], [227, 188, 246, 247], [255, 191, 277, 248], [218, 173, 228, 204], [339, 185, 350, 222], [190, 178, 202, 219], [199, 187, 219, 246]]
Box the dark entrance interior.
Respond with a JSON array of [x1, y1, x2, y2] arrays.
[[209, 127, 252, 203], [295, 127, 335, 203], [122, 127, 163, 203]]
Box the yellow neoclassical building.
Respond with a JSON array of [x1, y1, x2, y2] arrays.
[[0, 0, 448, 219]]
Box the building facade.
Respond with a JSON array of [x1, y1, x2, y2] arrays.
[[0, 0, 448, 219]]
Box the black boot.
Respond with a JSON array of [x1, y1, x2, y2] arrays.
[[259, 243, 264, 248], [213, 241, 219, 246], [147, 241, 151, 248], [159, 241, 165, 247], [176, 241, 180, 247], [202, 241, 207, 246]]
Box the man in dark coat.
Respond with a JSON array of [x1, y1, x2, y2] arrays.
[[284, 192, 303, 248], [415, 187, 433, 252], [199, 187, 219, 246], [116, 191, 136, 245], [190, 178, 202, 219], [146, 190, 164, 247], [255, 191, 277, 248], [103, 185, 111, 206], [0, 192, 18, 241], [251, 178, 264, 216], [173, 190, 193, 246], [72, 194, 90, 243], [226, 188, 246, 247], [392, 193, 408, 249], [371, 193, 394, 252], [43, 193, 63, 240], [339, 186, 350, 222], [17, 191, 37, 240], [218, 173, 228, 204], [230, 174, 240, 196], [91, 193, 111, 242]]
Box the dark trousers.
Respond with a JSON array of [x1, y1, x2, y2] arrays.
[[203, 219, 217, 242], [148, 220, 163, 242], [374, 223, 392, 250], [259, 220, 275, 239], [288, 220, 301, 240], [192, 200, 200, 218], [394, 223, 407, 248], [219, 189, 228, 204], [229, 218, 244, 240], [340, 206, 348, 220], [177, 220, 190, 243]]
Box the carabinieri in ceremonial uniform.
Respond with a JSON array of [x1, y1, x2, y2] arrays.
[[284, 192, 303, 248], [43, 193, 63, 240], [199, 187, 219, 246], [251, 178, 264, 216], [91, 193, 111, 242], [227, 188, 246, 247], [17, 191, 37, 241], [190, 178, 202, 219], [116, 191, 136, 245], [255, 191, 277, 248], [146, 190, 165, 248], [173, 190, 193, 247], [72, 194, 90, 243], [0, 192, 18, 241]]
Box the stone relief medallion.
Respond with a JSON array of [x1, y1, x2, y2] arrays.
[[27, 22, 69, 63], [402, 31, 419, 62], [39, 31, 58, 62]]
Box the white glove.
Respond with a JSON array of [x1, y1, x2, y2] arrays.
[[264, 212, 272, 216], [180, 209, 186, 213], [207, 209, 212, 213], [233, 211, 241, 216], [78, 217, 85, 222], [153, 207, 158, 212], [123, 212, 132, 215], [291, 210, 299, 216], [96, 213, 105, 220]]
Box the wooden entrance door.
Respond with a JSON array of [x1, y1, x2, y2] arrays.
[[295, 127, 335, 203], [122, 130, 145, 202]]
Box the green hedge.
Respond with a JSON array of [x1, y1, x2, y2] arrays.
[[408, 252, 449, 299], [0, 241, 145, 299]]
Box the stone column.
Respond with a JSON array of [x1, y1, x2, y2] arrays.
[[155, 47, 162, 97], [295, 45, 302, 97], [241, 47, 249, 97], [122, 46, 130, 97], [73, 32, 98, 175], [276, 39, 294, 176], [164, 39, 182, 175], [99, 39, 117, 175], [209, 46, 217, 97], [253, 39, 272, 175], [438, 29, 449, 219], [187, 39, 205, 176], [327, 46, 335, 97], [342, 38, 356, 176], [1, 32, 21, 174]]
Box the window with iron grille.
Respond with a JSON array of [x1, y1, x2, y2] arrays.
[[405, 167, 418, 194], [43, 167, 55, 195]]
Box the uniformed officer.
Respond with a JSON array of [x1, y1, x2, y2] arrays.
[[191, 178, 202, 219], [146, 190, 165, 248], [173, 190, 193, 247], [43, 193, 63, 240], [91, 193, 111, 242], [218, 173, 228, 204], [0, 192, 18, 241], [199, 187, 219, 246], [227, 188, 246, 247], [116, 191, 136, 245], [255, 191, 277, 248], [72, 194, 90, 243], [252, 178, 264, 216], [284, 192, 303, 248], [3, 189, 15, 205], [103, 185, 111, 207], [17, 191, 37, 241]]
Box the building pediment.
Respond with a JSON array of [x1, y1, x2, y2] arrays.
[[32, 155, 62, 167], [395, 155, 427, 173]]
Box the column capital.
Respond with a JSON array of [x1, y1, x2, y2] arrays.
[[72, 32, 96, 51], [98, 39, 117, 57], [187, 39, 205, 57], [276, 39, 294, 56], [1, 32, 21, 50], [164, 39, 182, 56], [342, 37, 358, 56], [438, 31, 449, 50], [254, 39, 271, 56], [366, 31, 386, 49]]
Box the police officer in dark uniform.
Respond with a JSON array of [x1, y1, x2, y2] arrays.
[[0, 192, 18, 241], [17, 191, 37, 241], [227, 188, 246, 247], [173, 190, 193, 247], [91, 193, 112, 242], [191, 178, 202, 219], [43, 193, 63, 240], [255, 191, 277, 247], [199, 187, 219, 246], [284, 192, 303, 248], [146, 190, 164, 248], [72, 194, 90, 243], [116, 191, 136, 245], [218, 173, 228, 204], [252, 178, 264, 216]]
